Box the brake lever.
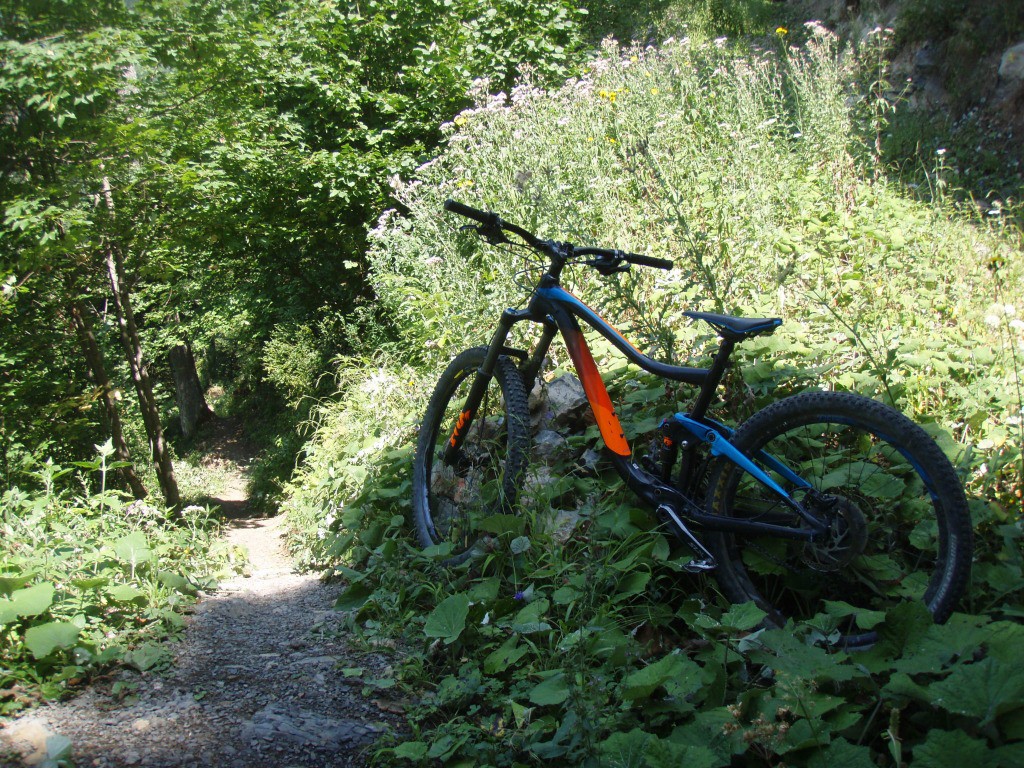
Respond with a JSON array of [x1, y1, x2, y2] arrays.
[[587, 256, 631, 276], [460, 222, 508, 245]]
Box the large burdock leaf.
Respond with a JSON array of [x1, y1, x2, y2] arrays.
[[912, 729, 994, 768], [807, 738, 876, 768], [24, 621, 80, 658], [0, 582, 55, 625], [596, 728, 649, 767], [423, 593, 470, 644], [929, 657, 1024, 726]]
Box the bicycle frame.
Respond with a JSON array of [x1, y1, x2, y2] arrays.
[[444, 271, 829, 545]]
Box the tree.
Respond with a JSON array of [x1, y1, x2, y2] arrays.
[[0, 29, 180, 505]]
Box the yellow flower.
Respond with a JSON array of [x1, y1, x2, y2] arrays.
[[776, 26, 788, 35], [454, 116, 468, 127], [650, 87, 660, 95]]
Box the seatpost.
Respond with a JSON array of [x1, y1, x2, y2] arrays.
[[687, 338, 735, 421]]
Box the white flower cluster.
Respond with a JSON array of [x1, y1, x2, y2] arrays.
[[984, 303, 1020, 328]]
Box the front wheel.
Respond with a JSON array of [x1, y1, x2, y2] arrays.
[[705, 391, 973, 648], [412, 347, 531, 565]]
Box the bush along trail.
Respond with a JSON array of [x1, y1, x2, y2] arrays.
[[0, 423, 397, 768]]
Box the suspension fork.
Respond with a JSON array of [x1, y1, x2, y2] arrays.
[[441, 308, 532, 465]]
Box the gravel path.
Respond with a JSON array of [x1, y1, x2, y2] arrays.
[[1, 421, 397, 768]]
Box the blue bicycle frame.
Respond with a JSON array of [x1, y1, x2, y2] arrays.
[[447, 270, 830, 549]]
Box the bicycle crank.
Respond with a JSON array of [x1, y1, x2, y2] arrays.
[[656, 504, 718, 572]]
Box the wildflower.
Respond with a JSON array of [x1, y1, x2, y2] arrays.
[[776, 27, 788, 36], [650, 87, 660, 95], [453, 115, 468, 127], [936, 148, 947, 156], [514, 590, 525, 601]]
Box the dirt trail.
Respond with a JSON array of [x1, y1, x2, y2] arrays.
[[1, 419, 396, 768]]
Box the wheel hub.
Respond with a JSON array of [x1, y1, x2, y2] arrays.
[[802, 495, 868, 572]]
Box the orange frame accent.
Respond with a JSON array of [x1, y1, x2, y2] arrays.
[[562, 327, 630, 456]]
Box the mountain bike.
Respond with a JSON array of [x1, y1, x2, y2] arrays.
[[412, 200, 973, 648]]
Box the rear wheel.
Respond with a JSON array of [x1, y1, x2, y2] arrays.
[[706, 391, 972, 648], [412, 347, 531, 565]]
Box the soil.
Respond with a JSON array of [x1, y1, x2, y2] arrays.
[[0, 418, 399, 768]]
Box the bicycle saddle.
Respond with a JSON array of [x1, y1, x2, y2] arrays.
[[683, 311, 782, 341]]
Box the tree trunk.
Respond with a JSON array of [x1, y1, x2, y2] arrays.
[[69, 300, 148, 500], [104, 240, 180, 509], [99, 173, 180, 510], [169, 341, 213, 440]]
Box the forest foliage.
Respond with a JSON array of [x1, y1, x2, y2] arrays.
[[2, 0, 1024, 765]]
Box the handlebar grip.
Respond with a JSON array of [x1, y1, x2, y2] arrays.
[[444, 199, 496, 226], [627, 253, 674, 270]]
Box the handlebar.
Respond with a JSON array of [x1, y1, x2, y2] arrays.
[[443, 199, 674, 273]]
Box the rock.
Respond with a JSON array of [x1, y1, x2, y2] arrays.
[[242, 703, 379, 748], [577, 448, 602, 474], [521, 466, 555, 508], [914, 43, 938, 74], [0, 719, 71, 767], [999, 42, 1024, 83], [545, 509, 581, 544], [546, 375, 588, 425], [533, 429, 568, 462]]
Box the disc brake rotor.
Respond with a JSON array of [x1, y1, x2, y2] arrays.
[[801, 496, 868, 572]]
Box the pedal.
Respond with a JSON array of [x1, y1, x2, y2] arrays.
[[656, 504, 717, 572]]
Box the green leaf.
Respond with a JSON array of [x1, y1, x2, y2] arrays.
[[613, 571, 651, 601], [156, 570, 198, 596], [0, 573, 31, 596], [393, 741, 428, 760], [107, 584, 147, 604], [644, 735, 722, 768], [0, 582, 54, 625], [335, 582, 373, 611], [476, 514, 525, 536], [597, 728, 649, 767], [72, 576, 110, 590], [622, 652, 699, 701], [24, 621, 80, 658], [423, 593, 470, 644], [484, 635, 528, 674], [744, 629, 860, 682], [719, 601, 767, 631], [912, 729, 995, 768], [123, 642, 170, 672], [113, 532, 152, 566], [528, 672, 570, 706], [929, 658, 1024, 726], [509, 535, 531, 554]]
